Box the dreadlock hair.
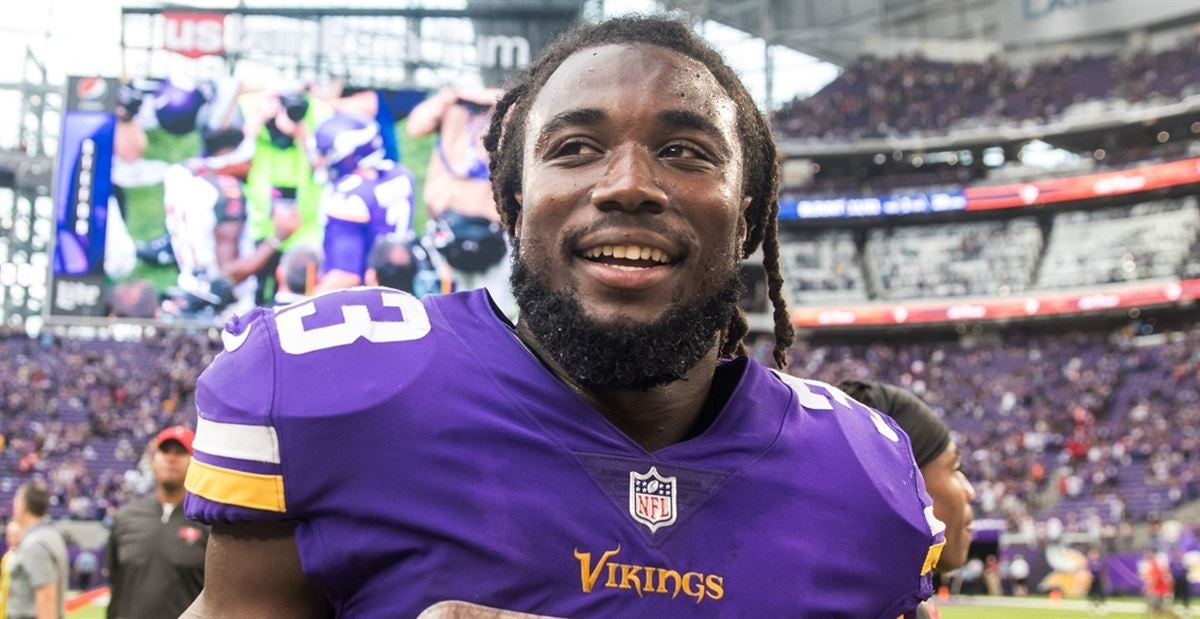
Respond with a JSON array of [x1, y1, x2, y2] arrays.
[[482, 15, 794, 369]]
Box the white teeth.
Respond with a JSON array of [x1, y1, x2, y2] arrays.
[[582, 245, 672, 264]]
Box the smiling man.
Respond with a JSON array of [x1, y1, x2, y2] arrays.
[[181, 16, 941, 618]]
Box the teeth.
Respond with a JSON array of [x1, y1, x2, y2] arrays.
[[583, 245, 671, 264]]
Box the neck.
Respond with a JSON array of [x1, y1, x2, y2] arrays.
[[516, 322, 718, 452], [17, 514, 42, 528], [156, 484, 185, 506]]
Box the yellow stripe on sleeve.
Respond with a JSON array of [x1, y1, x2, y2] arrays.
[[921, 540, 946, 575], [185, 459, 287, 513]]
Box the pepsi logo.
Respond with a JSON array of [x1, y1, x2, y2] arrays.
[[75, 77, 108, 102]]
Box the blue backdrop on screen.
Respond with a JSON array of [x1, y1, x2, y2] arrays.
[[53, 111, 114, 276], [50, 76, 118, 317]]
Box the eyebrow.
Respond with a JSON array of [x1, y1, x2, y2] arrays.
[[535, 106, 733, 150], [534, 108, 606, 152], [657, 109, 732, 158]]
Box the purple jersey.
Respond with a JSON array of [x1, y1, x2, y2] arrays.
[[321, 163, 415, 277], [185, 288, 943, 617]]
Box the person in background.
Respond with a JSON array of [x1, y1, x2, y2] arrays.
[[7, 483, 68, 619], [71, 548, 98, 592], [1009, 553, 1030, 597], [241, 86, 331, 304], [1143, 550, 1173, 618], [161, 128, 299, 317], [106, 427, 208, 619], [273, 246, 323, 306], [1086, 547, 1107, 615], [0, 521, 24, 618], [1170, 548, 1190, 616], [307, 113, 417, 294], [983, 555, 1002, 596], [364, 235, 443, 297], [406, 86, 516, 318]]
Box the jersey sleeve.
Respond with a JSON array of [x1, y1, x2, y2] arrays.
[[772, 372, 944, 614], [184, 306, 290, 523]]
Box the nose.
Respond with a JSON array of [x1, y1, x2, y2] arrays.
[[962, 473, 977, 503], [590, 145, 668, 214]]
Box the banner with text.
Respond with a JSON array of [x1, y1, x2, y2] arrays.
[[792, 279, 1200, 328]]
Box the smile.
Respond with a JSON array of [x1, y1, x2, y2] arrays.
[[575, 245, 677, 290], [581, 244, 674, 269]]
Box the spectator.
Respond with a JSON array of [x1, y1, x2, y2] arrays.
[[0, 521, 24, 618], [1143, 551, 1173, 618], [1086, 547, 1106, 612], [72, 547, 98, 592], [1008, 554, 1030, 597], [1170, 549, 1191, 615]]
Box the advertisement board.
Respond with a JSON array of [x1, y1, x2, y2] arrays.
[[50, 76, 119, 317]]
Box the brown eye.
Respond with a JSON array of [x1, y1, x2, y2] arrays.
[[660, 143, 703, 159], [554, 141, 600, 157]]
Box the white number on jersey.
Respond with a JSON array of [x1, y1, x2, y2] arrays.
[[772, 371, 900, 443], [275, 288, 431, 355]]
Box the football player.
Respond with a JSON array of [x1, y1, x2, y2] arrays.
[[161, 128, 298, 316], [307, 114, 418, 293], [183, 17, 941, 617]]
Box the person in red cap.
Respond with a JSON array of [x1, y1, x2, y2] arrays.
[[105, 427, 209, 619]]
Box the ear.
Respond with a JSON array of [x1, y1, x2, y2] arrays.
[[737, 196, 752, 251], [513, 207, 523, 241]]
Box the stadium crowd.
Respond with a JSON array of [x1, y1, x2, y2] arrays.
[[773, 320, 1200, 542], [773, 33, 1200, 139], [0, 327, 215, 524]]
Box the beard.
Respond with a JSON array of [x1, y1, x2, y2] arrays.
[[510, 239, 743, 392]]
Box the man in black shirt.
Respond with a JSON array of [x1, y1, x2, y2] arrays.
[[106, 427, 208, 619]]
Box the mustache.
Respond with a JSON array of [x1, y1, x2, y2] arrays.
[[560, 215, 693, 252]]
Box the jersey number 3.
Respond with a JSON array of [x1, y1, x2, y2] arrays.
[[276, 289, 431, 355]]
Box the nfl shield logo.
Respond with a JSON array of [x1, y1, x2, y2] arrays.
[[629, 466, 677, 533]]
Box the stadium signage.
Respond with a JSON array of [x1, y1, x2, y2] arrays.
[[779, 191, 966, 220], [783, 158, 1200, 221], [50, 77, 117, 317], [964, 157, 1200, 211], [791, 279, 1200, 328], [163, 11, 226, 59], [233, 20, 531, 70]]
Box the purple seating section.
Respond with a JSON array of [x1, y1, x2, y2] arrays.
[[774, 36, 1200, 140]]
